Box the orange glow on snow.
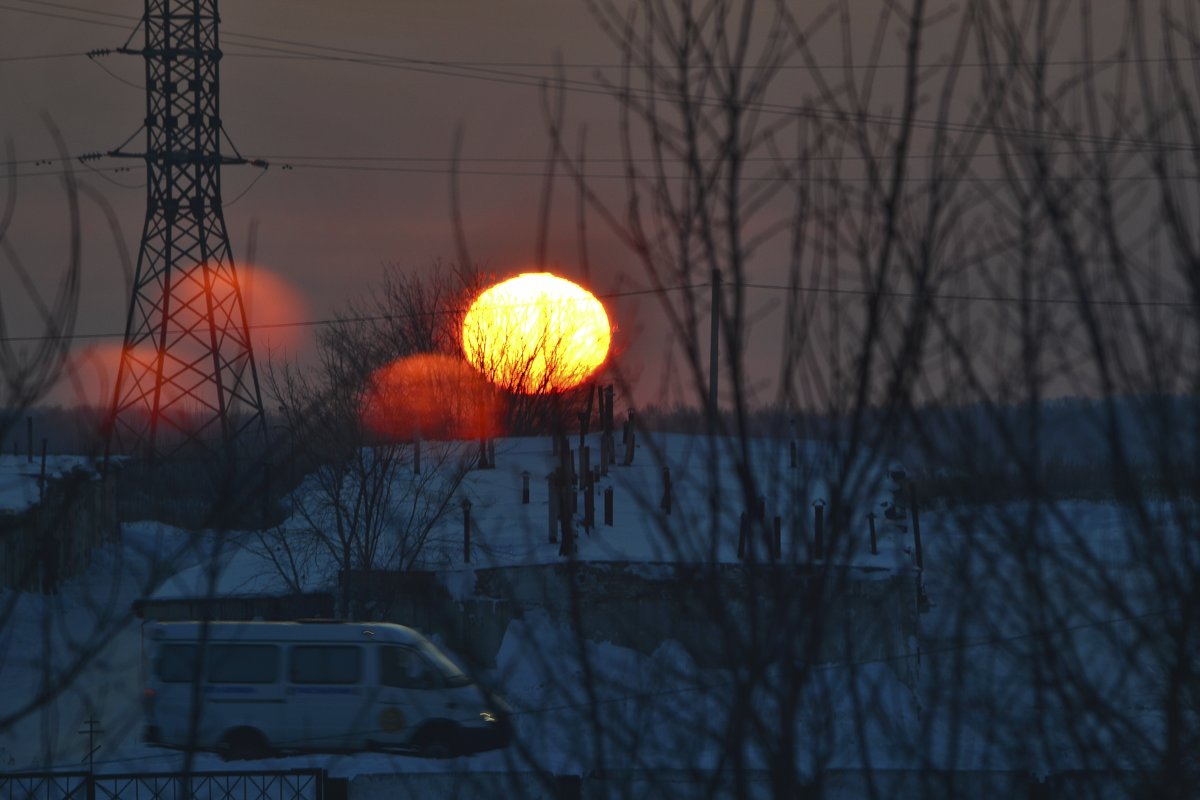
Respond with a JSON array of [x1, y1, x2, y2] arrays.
[[361, 353, 498, 441], [461, 273, 611, 394]]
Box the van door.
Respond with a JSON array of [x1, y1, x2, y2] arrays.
[[205, 643, 285, 745], [284, 644, 368, 750], [374, 644, 447, 746]]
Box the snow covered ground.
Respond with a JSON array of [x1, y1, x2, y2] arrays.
[[0, 522, 183, 769], [0, 454, 99, 516], [149, 433, 911, 603], [0, 436, 1191, 791]]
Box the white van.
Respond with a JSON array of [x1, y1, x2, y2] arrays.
[[142, 621, 512, 760]]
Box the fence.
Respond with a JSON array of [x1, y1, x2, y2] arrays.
[[0, 467, 118, 593], [0, 770, 326, 800]]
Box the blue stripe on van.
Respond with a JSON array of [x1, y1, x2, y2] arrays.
[[288, 686, 359, 695], [203, 686, 259, 694]]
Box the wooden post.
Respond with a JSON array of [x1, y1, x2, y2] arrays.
[[413, 438, 421, 475], [579, 383, 595, 446], [487, 439, 496, 469], [604, 487, 613, 526], [660, 466, 672, 515], [813, 499, 826, 561], [868, 512, 878, 555], [623, 413, 636, 465], [909, 480, 924, 571], [548, 472, 559, 544], [597, 384, 606, 435], [584, 482, 595, 531], [559, 478, 575, 557], [478, 438, 488, 469], [601, 386, 614, 467], [604, 385, 615, 433], [39, 439, 47, 503], [737, 512, 747, 559], [579, 446, 590, 491], [772, 516, 781, 560], [521, 471, 531, 504], [461, 498, 472, 563], [561, 437, 575, 486]]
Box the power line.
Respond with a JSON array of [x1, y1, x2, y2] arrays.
[[243, 161, 1200, 185], [0, 51, 87, 63], [7, 0, 1200, 153], [0, 2, 134, 31], [5, 142, 1194, 172], [8, 152, 1200, 186], [0, 279, 1194, 347], [4, 0, 1195, 159], [8, 0, 1193, 73], [0, 284, 701, 345], [208, 33, 1191, 152], [742, 282, 1199, 309], [5, 0, 137, 22], [0, 164, 139, 182]]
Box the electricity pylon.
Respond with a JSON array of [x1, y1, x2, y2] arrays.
[[101, 0, 266, 460]]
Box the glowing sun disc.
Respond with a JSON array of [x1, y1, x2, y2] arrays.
[[461, 273, 611, 394]]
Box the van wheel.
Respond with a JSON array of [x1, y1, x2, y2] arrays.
[[221, 727, 272, 762], [413, 723, 459, 759]]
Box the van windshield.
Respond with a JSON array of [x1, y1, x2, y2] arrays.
[[417, 641, 471, 688]]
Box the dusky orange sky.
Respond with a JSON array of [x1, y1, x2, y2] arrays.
[[1, 0, 676, 409], [3, 1, 1167, 414]]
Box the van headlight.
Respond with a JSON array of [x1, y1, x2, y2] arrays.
[[479, 711, 498, 724]]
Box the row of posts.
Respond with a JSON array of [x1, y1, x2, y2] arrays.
[[726, 485, 922, 565], [466, 469, 922, 567], [461, 444, 623, 564], [8, 417, 49, 503], [460, 385, 628, 562], [458, 394, 923, 568]]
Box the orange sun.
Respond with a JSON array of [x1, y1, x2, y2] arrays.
[[461, 273, 611, 394], [361, 353, 498, 441]]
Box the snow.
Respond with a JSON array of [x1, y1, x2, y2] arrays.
[[413, 432, 905, 571], [140, 431, 909, 606], [0, 454, 100, 516], [149, 539, 298, 600], [1, 432, 1191, 790]]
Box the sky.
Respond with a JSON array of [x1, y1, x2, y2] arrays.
[[3, 1, 1184, 419], [1, 0, 687, 409]]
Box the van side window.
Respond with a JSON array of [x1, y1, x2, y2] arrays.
[[379, 646, 438, 689], [208, 645, 278, 684], [156, 644, 196, 683], [290, 645, 361, 684]]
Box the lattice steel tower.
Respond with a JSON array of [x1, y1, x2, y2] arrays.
[[106, 0, 265, 459]]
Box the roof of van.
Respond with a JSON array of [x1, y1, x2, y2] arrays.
[[145, 621, 425, 645]]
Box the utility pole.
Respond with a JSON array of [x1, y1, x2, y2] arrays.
[[95, 0, 267, 460], [708, 268, 721, 435], [79, 714, 102, 800]]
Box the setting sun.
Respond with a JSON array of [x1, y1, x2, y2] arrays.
[[461, 273, 611, 394], [361, 353, 498, 441]]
